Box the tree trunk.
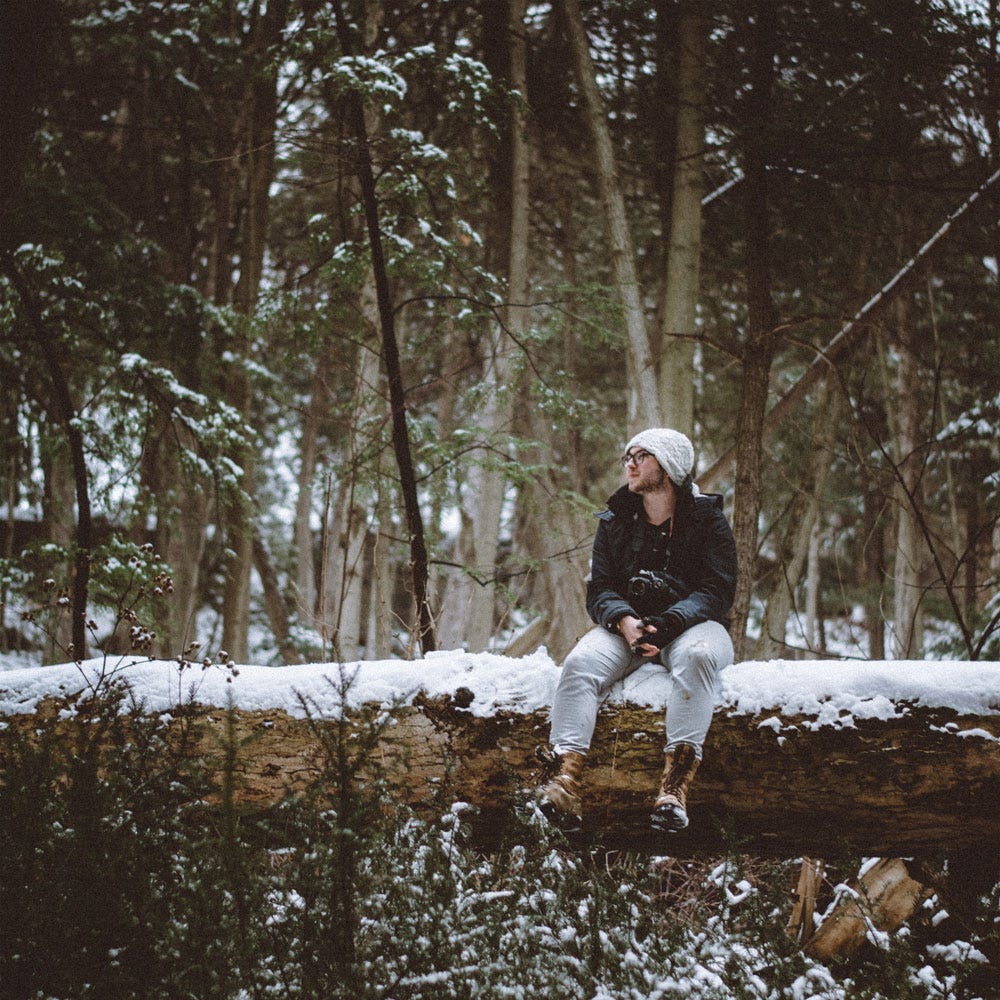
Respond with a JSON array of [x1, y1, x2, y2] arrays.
[[4, 261, 93, 662], [505, 447, 593, 662], [561, 0, 661, 430], [730, 1, 780, 660], [144, 415, 211, 659], [889, 297, 926, 658], [859, 474, 888, 660], [505, 506, 593, 664], [323, 492, 368, 662], [252, 531, 303, 665], [657, 5, 707, 438], [319, 276, 382, 662], [755, 381, 841, 658], [334, 0, 436, 654], [963, 487, 980, 620], [219, 477, 255, 664], [730, 352, 771, 660], [292, 352, 336, 621], [805, 519, 822, 650], [435, 511, 477, 651], [365, 524, 395, 659], [40, 439, 76, 662], [316, 474, 337, 657], [427, 364, 464, 645], [439, 0, 532, 653], [219, 1, 291, 663]]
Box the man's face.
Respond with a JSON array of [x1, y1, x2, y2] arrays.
[[622, 448, 671, 495]]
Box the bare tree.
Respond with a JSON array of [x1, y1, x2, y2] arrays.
[[729, 0, 780, 659], [562, 0, 661, 431], [437, 0, 532, 652], [219, 0, 293, 662], [755, 379, 841, 658], [658, 4, 708, 438], [887, 296, 927, 658]]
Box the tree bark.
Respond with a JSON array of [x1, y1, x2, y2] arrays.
[[561, 0, 661, 431], [320, 275, 382, 661], [144, 415, 211, 658], [322, 482, 368, 661], [505, 421, 594, 663], [40, 438, 76, 661], [657, 5, 707, 438], [365, 523, 395, 659], [805, 520, 822, 650], [859, 474, 888, 660]]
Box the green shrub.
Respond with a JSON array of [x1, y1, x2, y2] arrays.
[[0, 682, 249, 999]]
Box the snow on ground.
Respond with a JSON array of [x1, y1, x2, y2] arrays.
[[1, 647, 999, 725]]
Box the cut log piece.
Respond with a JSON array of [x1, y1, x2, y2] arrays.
[[787, 858, 824, 942], [803, 858, 931, 961]]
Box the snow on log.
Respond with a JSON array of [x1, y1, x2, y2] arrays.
[[1, 651, 998, 858]]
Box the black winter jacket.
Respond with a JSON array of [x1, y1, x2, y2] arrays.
[[586, 479, 737, 635]]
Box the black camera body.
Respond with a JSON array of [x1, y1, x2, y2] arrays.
[[626, 568, 686, 616]]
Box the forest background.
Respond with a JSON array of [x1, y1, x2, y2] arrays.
[[2, 0, 1000, 674]]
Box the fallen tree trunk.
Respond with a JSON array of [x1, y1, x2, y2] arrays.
[[423, 696, 997, 858], [7, 674, 998, 859]]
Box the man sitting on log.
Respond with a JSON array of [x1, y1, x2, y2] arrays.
[[539, 427, 738, 833]]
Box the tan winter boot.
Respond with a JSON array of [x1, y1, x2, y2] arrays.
[[650, 743, 700, 832], [538, 750, 585, 829]]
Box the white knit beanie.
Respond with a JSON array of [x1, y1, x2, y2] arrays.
[[625, 428, 699, 493]]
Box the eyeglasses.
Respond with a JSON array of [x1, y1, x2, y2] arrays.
[[621, 449, 653, 468]]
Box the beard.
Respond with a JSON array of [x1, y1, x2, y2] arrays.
[[629, 465, 670, 495]]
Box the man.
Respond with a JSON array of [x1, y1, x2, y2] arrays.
[[539, 427, 737, 833]]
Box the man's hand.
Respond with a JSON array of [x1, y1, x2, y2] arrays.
[[618, 614, 661, 657], [617, 615, 655, 656], [639, 611, 686, 651]]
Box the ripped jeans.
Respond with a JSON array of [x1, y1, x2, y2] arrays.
[[548, 621, 734, 760]]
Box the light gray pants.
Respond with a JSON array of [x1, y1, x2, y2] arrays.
[[548, 621, 734, 759]]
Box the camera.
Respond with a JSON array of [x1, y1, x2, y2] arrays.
[[627, 569, 685, 615]]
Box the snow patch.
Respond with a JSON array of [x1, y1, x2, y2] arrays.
[[1, 650, 999, 723]]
